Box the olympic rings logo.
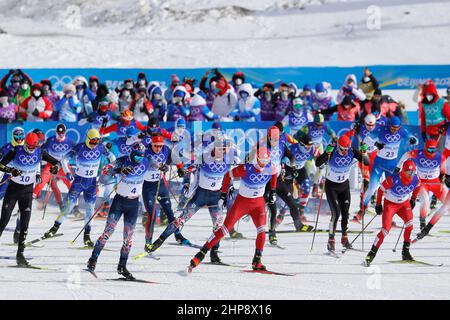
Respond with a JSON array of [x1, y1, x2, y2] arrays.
[[82, 150, 100, 160], [48, 75, 74, 91], [334, 156, 352, 167], [419, 157, 438, 168], [394, 185, 414, 194], [191, 107, 200, 115], [207, 162, 227, 173], [133, 164, 146, 176], [120, 144, 131, 154], [310, 129, 324, 138], [270, 149, 282, 161], [295, 152, 310, 162], [385, 133, 401, 143], [151, 153, 166, 163], [290, 115, 306, 126], [52, 143, 70, 152], [19, 154, 39, 165], [249, 173, 268, 184], [425, 105, 440, 114]]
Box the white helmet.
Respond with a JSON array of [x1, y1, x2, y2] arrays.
[[364, 114, 376, 126]]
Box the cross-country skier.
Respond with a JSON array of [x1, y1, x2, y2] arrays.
[[0, 132, 61, 266], [395, 139, 446, 230], [315, 135, 369, 252], [87, 143, 149, 280], [365, 159, 421, 266], [145, 137, 239, 263], [362, 116, 418, 213], [143, 134, 188, 252], [42, 128, 114, 246], [0, 127, 24, 201], [188, 147, 277, 272], [32, 123, 76, 212]]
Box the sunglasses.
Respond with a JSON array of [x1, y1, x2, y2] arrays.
[[14, 134, 24, 140], [153, 144, 164, 148]]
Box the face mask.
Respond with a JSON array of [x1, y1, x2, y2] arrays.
[[139, 80, 145, 86], [264, 91, 272, 102], [90, 83, 98, 90], [281, 91, 288, 100], [317, 92, 327, 99], [76, 85, 84, 91], [210, 81, 217, 90], [364, 76, 371, 82], [0, 97, 8, 106], [426, 94, 434, 101], [240, 92, 249, 100], [125, 83, 133, 89], [11, 80, 20, 89], [43, 85, 50, 93], [153, 93, 161, 100], [21, 83, 29, 90], [33, 90, 41, 97], [122, 90, 130, 98], [235, 78, 243, 86]]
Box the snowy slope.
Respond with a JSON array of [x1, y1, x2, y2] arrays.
[[1, 190, 449, 300], [0, 0, 450, 68]]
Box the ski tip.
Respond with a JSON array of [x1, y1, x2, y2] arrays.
[[69, 240, 75, 245]]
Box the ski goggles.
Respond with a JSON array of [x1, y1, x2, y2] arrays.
[[427, 147, 437, 154], [338, 145, 350, 153], [152, 143, 164, 149], [89, 138, 100, 146], [390, 125, 401, 133]]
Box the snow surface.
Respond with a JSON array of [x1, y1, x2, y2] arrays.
[[1, 0, 450, 68], [0, 188, 449, 300]]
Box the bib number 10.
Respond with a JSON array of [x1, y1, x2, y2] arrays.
[[20, 176, 31, 183]]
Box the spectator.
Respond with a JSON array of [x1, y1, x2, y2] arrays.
[[129, 87, 154, 123], [211, 77, 238, 121], [73, 76, 96, 118], [230, 83, 261, 122], [135, 72, 148, 91], [188, 91, 218, 122], [40, 79, 60, 106], [199, 70, 219, 109], [359, 67, 379, 100], [56, 83, 81, 122], [12, 77, 31, 107], [0, 69, 32, 99], [231, 71, 245, 92], [89, 76, 100, 95], [336, 73, 366, 104], [321, 95, 360, 121], [167, 85, 190, 121], [19, 83, 53, 122], [273, 83, 292, 122], [299, 84, 314, 108], [360, 89, 401, 120], [254, 82, 276, 121], [0, 90, 17, 123], [164, 74, 181, 103], [117, 87, 133, 114], [147, 82, 167, 121]]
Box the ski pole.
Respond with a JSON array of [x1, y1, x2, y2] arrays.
[[146, 176, 162, 245], [342, 214, 377, 254], [310, 153, 330, 252], [70, 175, 125, 245], [392, 224, 405, 252], [41, 179, 54, 220], [0, 175, 12, 186]]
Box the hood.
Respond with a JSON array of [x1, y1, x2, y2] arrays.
[[422, 80, 439, 102], [147, 81, 162, 99], [238, 83, 254, 96], [190, 93, 206, 107], [73, 76, 88, 86], [344, 74, 357, 85], [172, 85, 189, 100]]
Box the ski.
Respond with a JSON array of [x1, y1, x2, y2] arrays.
[[132, 252, 160, 261], [0, 256, 33, 261], [341, 248, 366, 253], [204, 262, 246, 268], [73, 246, 114, 252], [25, 233, 64, 246], [241, 269, 295, 276], [106, 277, 159, 284], [324, 251, 340, 259], [268, 243, 286, 250], [273, 229, 373, 234], [8, 264, 57, 271], [438, 230, 450, 234], [168, 241, 203, 249], [84, 268, 98, 278], [3, 242, 44, 248], [387, 260, 443, 267]]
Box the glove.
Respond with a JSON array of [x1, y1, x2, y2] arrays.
[[375, 141, 385, 150], [218, 192, 227, 210], [159, 164, 169, 173], [439, 173, 445, 183], [421, 131, 427, 142], [331, 135, 338, 144], [375, 204, 383, 215], [177, 168, 185, 177], [394, 167, 400, 174], [101, 116, 109, 127], [121, 166, 134, 175], [409, 136, 418, 145], [105, 142, 112, 151], [325, 144, 334, 154], [50, 164, 60, 174], [360, 142, 368, 153], [32, 108, 40, 117], [138, 132, 145, 140], [292, 170, 299, 179], [268, 190, 277, 204], [439, 126, 446, 135], [35, 174, 42, 184], [445, 174, 450, 189], [66, 173, 74, 182], [10, 168, 22, 177], [229, 186, 235, 196], [353, 122, 361, 134], [182, 183, 190, 195], [410, 199, 416, 210]]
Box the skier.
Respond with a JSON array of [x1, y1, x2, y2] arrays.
[[315, 135, 369, 252], [365, 160, 421, 265], [32, 123, 76, 211], [188, 147, 277, 272], [42, 128, 114, 247], [395, 139, 446, 230], [362, 116, 418, 213], [145, 137, 238, 262], [0, 127, 25, 200], [143, 134, 188, 252], [320, 96, 361, 122], [0, 132, 61, 266], [87, 143, 148, 280]]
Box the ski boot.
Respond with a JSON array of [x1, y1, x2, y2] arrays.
[[87, 258, 97, 272], [13, 229, 19, 244], [268, 230, 277, 245], [327, 237, 336, 252], [365, 246, 378, 266], [416, 223, 433, 241], [419, 217, 426, 232], [312, 184, 320, 198], [43, 222, 60, 239], [296, 222, 314, 232], [190, 246, 208, 270], [351, 210, 363, 223], [370, 195, 376, 205], [430, 194, 437, 210], [210, 247, 221, 263], [229, 229, 244, 239], [16, 252, 30, 267], [117, 264, 135, 280], [252, 249, 266, 271], [402, 242, 414, 261], [146, 238, 163, 253], [83, 231, 94, 248], [175, 233, 190, 246], [341, 235, 353, 249]]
